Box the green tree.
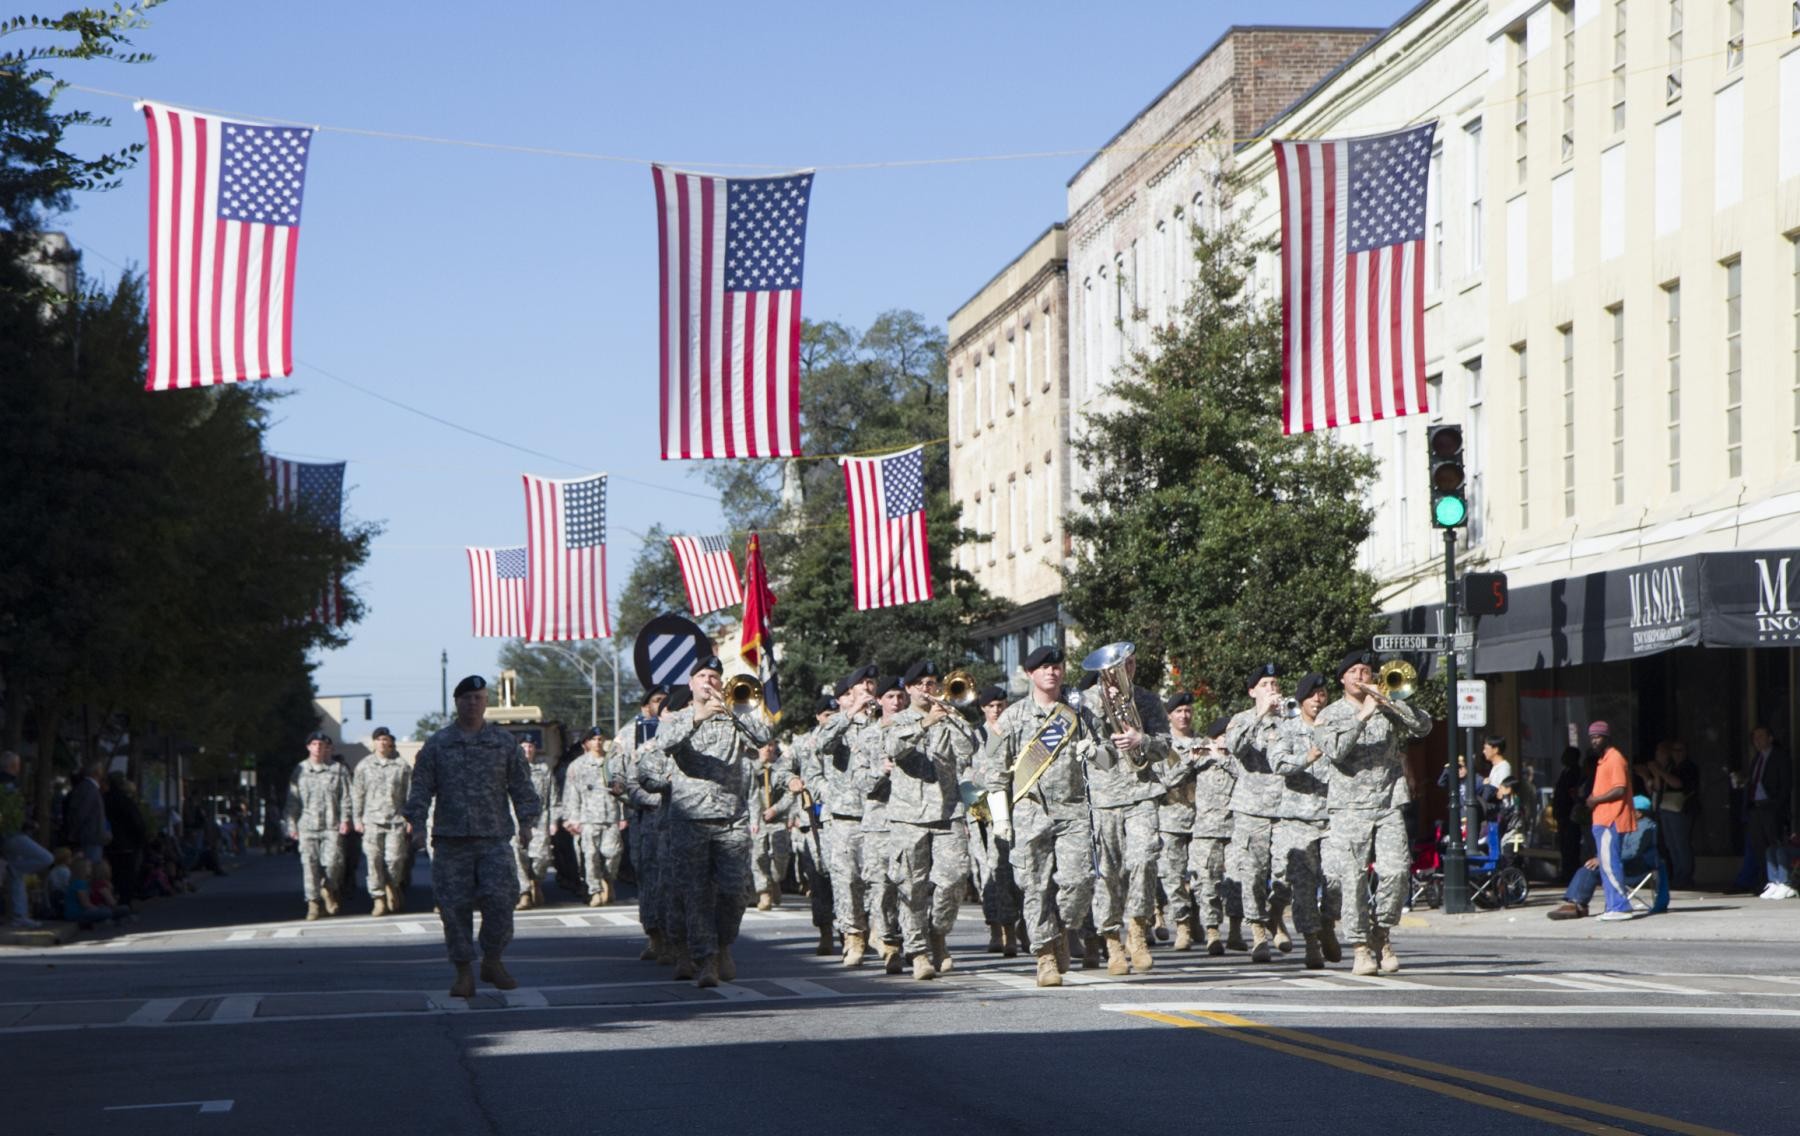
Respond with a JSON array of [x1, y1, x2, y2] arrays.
[[1062, 218, 1381, 718], [491, 640, 630, 741], [411, 711, 448, 742]]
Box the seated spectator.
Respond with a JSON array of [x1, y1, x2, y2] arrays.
[[3, 749, 54, 928], [45, 847, 72, 914], [1546, 796, 1666, 920], [62, 857, 130, 928], [89, 859, 131, 917]]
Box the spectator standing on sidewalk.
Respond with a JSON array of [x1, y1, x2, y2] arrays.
[[1551, 746, 1586, 886], [2, 751, 53, 927], [1640, 740, 1699, 889], [1746, 727, 1794, 900], [1585, 723, 1637, 922], [62, 761, 108, 865], [103, 774, 148, 906]]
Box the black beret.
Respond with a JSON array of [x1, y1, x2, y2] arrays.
[[977, 685, 1008, 706], [814, 695, 839, 715], [582, 726, 606, 741], [1204, 716, 1231, 739], [665, 687, 694, 713], [1244, 662, 1281, 691], [1165, 691, 1194, 712], [1336, 649, 1376, 679], [1295, 671, 1327, 703], [370, 726, 393, 740], [305, 730, 331, 743], [833, 664, 879, 697], [640, 683, 669, 705], [453, 674, 487, 698], [876, 675, 906, 696], [691, 655, 724, 676], [1021, 645, 1064, 672], [902, 659, 939, 686]]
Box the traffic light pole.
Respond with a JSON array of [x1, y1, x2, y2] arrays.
[[1440, 527, 1472, 914]]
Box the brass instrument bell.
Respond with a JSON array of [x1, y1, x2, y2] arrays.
[[724, 672, 764, 711], [1377, 659, 1418, 701], [942, 669, 978, 707]]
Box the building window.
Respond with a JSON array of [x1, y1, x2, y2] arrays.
[[1395, 426, 1410, 562], [1465, 120, 1485, 273], [1022, 320, 1033, 406], [1130, 239, 1142, 348], [953, 368, 965, 442], [1007, 478, 1019, 557], [1427, 143, 1443, 291], [1665, 281, 1682, 491], [987, 347, 999, 426], [1514, 29, 1530, 183], [1612, 1, 1628, 131], [1113, 255, 1126, 360], [1727, 0, 1745, 71], [1793, 237, 1800, 460], [1725, 257, 1743, 479], [1043, 455, 1055, 542], [1561, 324, 1576, 518], [971, 357, 983, 432], [1006, 332, 1018, 417], [1561, 2, 1576, 162], [1667, 1, 1683, 103], [1609, 305, 1626, 506], [1516, 343, 1531, 529], [1024, 468, 1035, 547], [1467, 357, 1486, 544], [1041, 299, 1054, 394], [986, 490, 997, 566]]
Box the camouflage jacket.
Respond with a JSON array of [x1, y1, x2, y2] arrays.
[[563, 752, 624, 825], [1224, 708, 1288, 818], [637, 707, 772, 822], [1154, 736, 1205, 833], [287, 760, 352, 833], [813, 709, 879, 819], [981, 693, 1117, 821], [350, 754, 411, 827], [1271, 715, 1331, 821], [403, 722, 540, 839], [1315, 697, 1433, 813], [519, 759, 559, 827], [872, 706, 973, 826], [1079, 684, 1172, 809]]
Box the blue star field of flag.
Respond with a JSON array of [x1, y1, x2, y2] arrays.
[[1346, 124, 1434, 255], [296, 461, 343, 528], [562, 476, 607, 548], [882, 449, 925, 519], [218, 123, 312, 227], [725, 174, 811, 293], [495, 547, 527, 579]]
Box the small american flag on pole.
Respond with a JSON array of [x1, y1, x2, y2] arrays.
[[841, 446, 933, 612], [651, 166, 812, 460], [670, 534, 742, 617], [1272, 123, 1436, 434], [523, 473, 610, 641], [139, 101, 315, 392], [261, 456, 346, 625], [466, 546, 528, 638]]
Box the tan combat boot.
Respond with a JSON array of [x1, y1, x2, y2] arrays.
[[717, 943, 736, 983], [449, 964, 475, 999], [1373, 925, 1400, 974], [305, 899, 322, 921], [1173, 920, 1194, 952], [480, 956, 518, 990], [655, 936, 677, 966], [530, 880, 543, 908], [1126, 918, 1155, 973], [321, 886, 340, 916], [514, 892, 531, 912], [1352, 943, 1379, 976], [587, 890, 604, 908], [1001, 923, 1019, 959], [1250, 923, 1273, 963], [930, 930, 953, 973], [1035, 945, 1063, 987], [842, 931, 868, 967], [1052, 931, 1070, 973], [1270, 901, 1293, 952], [756, 890, 773, 912], [1319, 919, 1343, 964], [911, 953, 939, 981], [1104, 933, 1130, 976], [386, 883, 404, 914], [882, 942, 905, 975], [694, 954, 719, 989], [372, 895, 389, 917], [598, 878, 613, 906], [1303, 933, 1325, 970], [816, 926, 835, 957], [986, 924, 1004, 953], [767, 889, 781, 909], [673, 944, 697, 980], [639, 931, 662, 961], [1226, 916, 1248, 951], [1204, 926, 1225, 956]]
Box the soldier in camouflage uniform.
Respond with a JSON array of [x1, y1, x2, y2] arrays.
[[404, 675, 541, 998], [852, 677, 907, 974], [287, 731, 352, 920], [1080, 652, 1170, 976], [973, 686, 1022, 957], [1272, 672, 1334, 969], [1155, 693, 1202, 951], [351, 726, 412, 917], [512, 737, 560, 910], [1189, 716, 1243, 954], [563, 727, 626, 907], [1226, 664, 1293, 963], [1316, 650, 1432, 976], [790, 697, 838, 956], [983, 646, 1122, 988], [749, 741, 795, 911], [617, 686, 668, 915], [635, 655, 771, 988], [811, 665, 880, 966], [631, 687, 686, 963]]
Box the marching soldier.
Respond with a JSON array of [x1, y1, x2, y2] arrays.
[[854, 677, 908, 974], [287, 731, 352, 920], [513, 738, 559, 910], [973, 685, 1023, 957], [635, 655, 771, 988], [811, 665, 880, 966], [618, 684, 668, 908], [792, 696, 839, 956], [631, 687, 687, 963], [564, 727, 626, 907], [1272, 672, 1334, 969], [1156, 693, 1202, 950], [982, 647, 1122, 988], [749, 741, 794, 911], [351, 726, 412, 916], [404, 675, 541, 998], [1316, 650, 1432, 975], [1080, 652, 1170, 976], [1191, 715, 1244, 953], [1226, 664, 1293, 963]]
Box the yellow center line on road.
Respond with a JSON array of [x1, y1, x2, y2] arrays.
[[1124, 1010, 1735, 1136]]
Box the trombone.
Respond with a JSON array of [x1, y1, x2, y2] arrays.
[[918, 669, 980, 715], [708, 672, 770, 749]]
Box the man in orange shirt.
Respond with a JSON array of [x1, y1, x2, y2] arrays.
[[1585, 721, 1638, 922]]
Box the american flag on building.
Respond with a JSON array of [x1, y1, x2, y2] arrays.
[[261, 456, 346, 625], [651, 166, 813, 460], [841, 446, 933, 612], [466, 546, 528, 638], [670, 534, 742, 617], [1272, 122, 1436, 434], [522, 473, 610, 641], [139, 101, 314, 392]]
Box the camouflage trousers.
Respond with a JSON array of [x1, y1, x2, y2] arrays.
[[861, 826, 902, 946], [663, 816, 751, 964], [796, 824, 833, 931], [1273, 817, 1327, 935], [362, 823, 410, 893], [750, 825, 792, 898], [513, 819, 554, 888], [1156, 829, 1193, 927], [430, 837, 519, 964], [1326, 807, 1408, 944], [577, 824, 625, 896], [632, 807, 664, 933], [1091, 799, 1161, 934], [1186, 835, 1242, 928], [298, 832, 343, 900], [887, 820, 970, 957], [1228, 814, 1289, 925], [979, 822, 1023, 927], [825, 817, 868, 936], [1012, 798, 1095, 954]]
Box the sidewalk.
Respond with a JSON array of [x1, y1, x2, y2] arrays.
[[1405, 889, 1800, 942], [0, 847, 284, 949]]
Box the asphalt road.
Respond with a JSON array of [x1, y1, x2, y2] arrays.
[[4, 853, 1795, 1135]]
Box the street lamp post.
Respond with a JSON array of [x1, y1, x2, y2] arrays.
[[526, 643, 601, 731]]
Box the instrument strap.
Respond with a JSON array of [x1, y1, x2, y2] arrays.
[[1010, 703, 1079, 803]]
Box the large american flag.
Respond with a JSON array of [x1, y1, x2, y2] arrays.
[[261, 456, 346, 625], [651, 166, 813, 460], [139, 102, 314, 392], [1272, 123, 1436, 434], [523, 474, 610, 641], [841, 446, 933, 611], [670, 534, 742, 617], [466, 546, 528, 638]]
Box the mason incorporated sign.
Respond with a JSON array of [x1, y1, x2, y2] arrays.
[[1628, 561, 1690, 654]]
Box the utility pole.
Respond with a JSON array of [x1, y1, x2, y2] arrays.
[[440, 649, 448, 718], [1427, 424, 1472, 914]]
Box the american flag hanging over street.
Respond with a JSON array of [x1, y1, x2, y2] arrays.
[[139, 102, 314, 392], [651, 166, 813, 460], [466, 546, 528, 638], [522, 473, 610, 641], [1272, 122, 1436, 434], [670, 534, 742, 617], [261, 456, 346, 625], [841, 446, 933, 612]]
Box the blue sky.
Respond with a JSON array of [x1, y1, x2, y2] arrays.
[[48, 0, 1406, 739]]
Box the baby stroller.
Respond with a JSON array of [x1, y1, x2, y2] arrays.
[[1407, 824, 1445, 910], [1466, 821, 1530, 908]]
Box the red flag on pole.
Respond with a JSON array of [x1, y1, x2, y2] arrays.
[[738, 531, 781, 716]]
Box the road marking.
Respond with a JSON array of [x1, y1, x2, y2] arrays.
[[1100, 1000, 1800, 1019], [766, 977, 840, 998], [425, 994, 471, 1013], [709, 982, 769, 1001], [503, 988, 548, 1009], [125, 998, 186, 1026], [224, 930, 256, 943], [1521, 974, 1621, 992], [270, 928, 302, 940], [211, 996, 259, 1023], [393, 921, 430, 936], [104, 1100, 234, 1114], [1563, 973, 1703, 994], [1128, 1009, 1734, 1136], [598, 913, 638, 927], [557, 915, 590, 928]]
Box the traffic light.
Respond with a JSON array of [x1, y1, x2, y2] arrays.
[[1428, 424, 1468, 528], [1463, 571, 1509, 616]]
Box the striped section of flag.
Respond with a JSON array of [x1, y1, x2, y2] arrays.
[[261, 455, 346, 626], [670, 534, 742, 617], [466, 546, 528, 638], [522, 473, 610, 641], [1272, 123, 1436, 434], [841, 446, 933, 612], [140, 101, 314, 392], [650, 165, 811, 459]]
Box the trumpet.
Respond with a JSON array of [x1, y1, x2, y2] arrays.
[[724, 672, 763, 712], [942, 669, 978, 707], [1377, 659, 1417, 701]]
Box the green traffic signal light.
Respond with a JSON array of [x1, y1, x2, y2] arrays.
[[1434, 495, 1468, 527], [1426, 423, 1469, 530]]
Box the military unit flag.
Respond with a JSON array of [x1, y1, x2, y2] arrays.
[[738, 531, 781, 716], [841, 446, 933, 612], [670, 534, 742, 617], [466, 546, 529, 638], [522, 473, 610, 641]]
